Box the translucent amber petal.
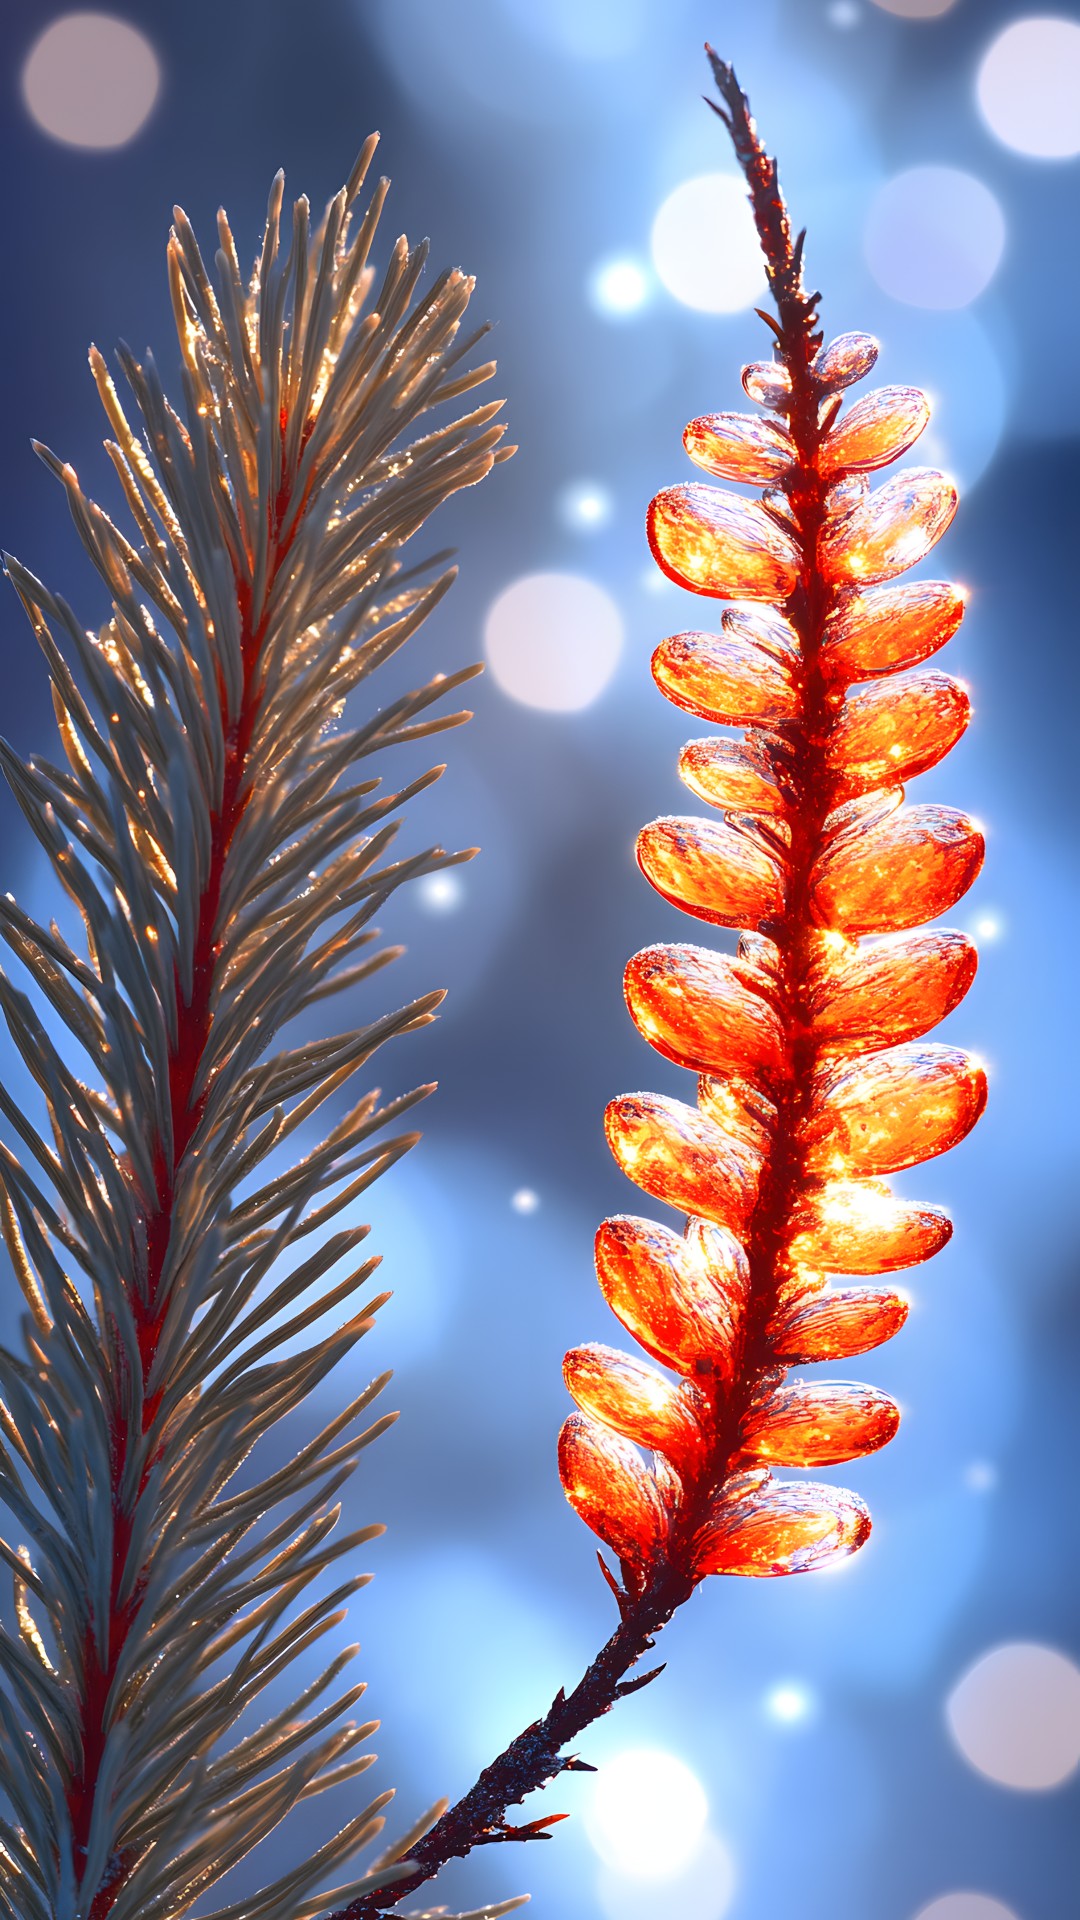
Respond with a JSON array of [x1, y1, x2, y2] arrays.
[[811, 803, 984, 935], [821, 386, 930, 475], [698, 1075, 778, 1164], [684, 411, 794, 483], [558, 1413, 668, 1570], [751, 604, 804, 650], [824, 670, 970, 795], [770, 1283, 910, 1363], [813, 332, 880, 392], [564, 1344, 706, 1466], [734, 605, 801, 658], [678, 736, 791, 816], [594, 1214, 749, 1378], [624, 942, 787, 1080], [786, 1176, 952, 1275], [742, 360, 791, 408], [761, 485, 798, 529], [822, 785, 904, 842], [826, 473, 870, 522], [653, 1454, 683, 1513], [808, 928, 978, 1051], [741, 1380, 900, 1466], [605, 1091, 761, 1229], [822, 581, 966, 682], [648, 484, 800, 600], [638, 815, 786, 929], [738, 931, 782, 976], [694, 1476, 871, 1576], [821, 468, 958, 585], [652, 624, 800, 727], [802, 1042, 987, 1177]]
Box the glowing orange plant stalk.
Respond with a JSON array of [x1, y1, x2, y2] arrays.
[[331, 51, 987, 1918], [558, 47, 987, 1591]]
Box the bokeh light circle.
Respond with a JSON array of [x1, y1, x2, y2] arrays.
[[22, 13, 160, 149], [864, 167, 1005, 309], [766, 1681, 816, 1724], [589, 255, 652, 318], [651, 175, 767, 313], [557, 480, 614, 532], [913, 1897, 1019, 1920], [587, 1749, 709, 1878], [976, 17, 1080, 159], [946, 1641, 1080, 1788], [483, 572, 623, 711], [597, 1830, 736, 1920], [416, 871, 464, 913], [870, 0, 958, 16]]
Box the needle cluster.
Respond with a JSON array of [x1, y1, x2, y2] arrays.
[[0, 140, 508, 1920]]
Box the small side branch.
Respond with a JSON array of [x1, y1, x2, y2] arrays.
[[327, 1568, 693, 1919]]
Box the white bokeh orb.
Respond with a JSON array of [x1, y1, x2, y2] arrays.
[[976, 17, 1080, 160], [597, 1829, 736, 1920], [22, 12, 160, 150], [946, 1641, 1080, 1789], [913, 1896, 1019, 1920], [765, 1682, 816, 1724], [586, 1749, 709, 1879], [510, 1187, 539, 1214], [484, 572, 623, 711], [557, 480, 614, 532], [864, 167, 1005, 309], [588, 255, 652, 318], [651, 175, 767, 314], [416, 871, 464, 913]]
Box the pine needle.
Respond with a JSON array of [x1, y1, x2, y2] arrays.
[[0, 143, 505, 1920]]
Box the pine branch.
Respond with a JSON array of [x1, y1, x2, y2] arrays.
[[0, 139, 507, 1920], [324, 51, 986, 1920]]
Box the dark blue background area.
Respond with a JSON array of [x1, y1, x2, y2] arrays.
[[0, 3, 1077, 1918]]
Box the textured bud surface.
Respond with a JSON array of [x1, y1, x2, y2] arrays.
[[561, 189, 984, 1602]]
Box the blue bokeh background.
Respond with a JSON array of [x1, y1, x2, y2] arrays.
[[0, 2, 1077, 1917]]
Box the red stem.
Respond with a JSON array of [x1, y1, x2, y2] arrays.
[[68, 447, 297, 1917]]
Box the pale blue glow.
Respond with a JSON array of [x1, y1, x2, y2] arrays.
[[588, 255, 652, 318], [765, 1682, 817, 1725], [864, 167, 1006, 310], [585, 1748, 709, 1877], [558, 479, 615, 531]]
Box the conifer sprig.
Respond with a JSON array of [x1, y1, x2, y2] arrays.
[[0, 141, 508, 1920], [326, 52, 986, 1919]]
